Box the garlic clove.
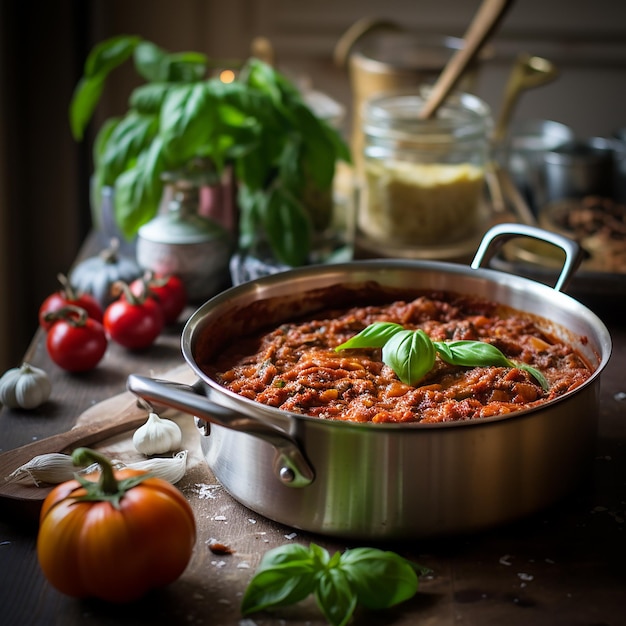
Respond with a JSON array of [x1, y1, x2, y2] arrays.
[[5, 453, 81, 485], [124, 450, 188, 484], [132, 412, 183, 455]]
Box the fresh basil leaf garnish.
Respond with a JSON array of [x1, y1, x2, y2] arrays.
[[334, 322, 404, 351], [382, 329, 436, 386], [434, 340, 511, 368], [434, 339, 549, 390], [336, 323, 549, 391]]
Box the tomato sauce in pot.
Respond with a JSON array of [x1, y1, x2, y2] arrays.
[[206, 291, 592, 423]]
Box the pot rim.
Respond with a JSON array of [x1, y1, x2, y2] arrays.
[[181, 257, 612, 431]]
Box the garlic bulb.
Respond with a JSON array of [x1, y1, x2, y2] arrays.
[[132, 412, 183, 455], [0, 362, 51, 409]]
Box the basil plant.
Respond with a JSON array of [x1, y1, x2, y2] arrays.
[[70, 36, 350, 266]]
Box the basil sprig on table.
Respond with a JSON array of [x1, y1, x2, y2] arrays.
[[241, 542, 429, 626], [335, 322, 549, 390]]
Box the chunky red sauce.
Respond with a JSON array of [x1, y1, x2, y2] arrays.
[[207, 292, 592, 423]]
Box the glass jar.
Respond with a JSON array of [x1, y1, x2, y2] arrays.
[[359, 88, 492, 254]]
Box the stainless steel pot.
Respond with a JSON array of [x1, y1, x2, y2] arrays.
[[128, 224, 612, 539]]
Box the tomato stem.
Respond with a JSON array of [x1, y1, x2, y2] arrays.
[[70, 447, 152, 508], [72, 447, 119, 494], [43, 304, 89, 327], [113, 280, 147, 305]]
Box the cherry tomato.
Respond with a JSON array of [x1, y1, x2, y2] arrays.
[[45, 306, 108, 372], [103, 282, 164, 350], [39, 274, 103, 331], [130, 273, 187, 325]]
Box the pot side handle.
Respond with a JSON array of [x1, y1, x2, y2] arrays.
[[470, 222, 585, 292], [126, 374, 315, 488]]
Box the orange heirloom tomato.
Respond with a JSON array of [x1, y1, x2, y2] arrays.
[[37, 448, 196, 603]]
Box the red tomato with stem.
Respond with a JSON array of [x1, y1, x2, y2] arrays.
[[104, 281, 164, 350], [39, 274, 103, 331], [130, 272, 187, 325], [45, 306, 108, 372]]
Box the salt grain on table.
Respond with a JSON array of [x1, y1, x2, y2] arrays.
[[192, 483, 221, 499]]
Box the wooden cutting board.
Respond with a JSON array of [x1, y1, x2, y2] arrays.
[[0, 365, 201, 520]]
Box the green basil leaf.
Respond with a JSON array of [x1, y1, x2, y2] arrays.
[[335, 322, 404, 351], [262, 185, 311, 267], [209, 78, 276, 126], [135, 42, 208, 83], [233, 131, 272, 191], [90, 116, 120, 221], [256, 542, 317, 570], [435, 340, 549, 390], [70, 35, 141, 141], [167, 51, 208, 82], [240, 564, 317, 615], [382, 329, 436, 386], [237, 185, 266, 250], [159, 83, 216, 164], [92, 117, 120, 170], [242, 58, 290, 106], [315, 567, 358, 626], [99, 112, 159, 186], [320, 118, 352, 164], [69, 75, 105, 141], [84, 35, 141, 78], [129, 83, 172, 115], [434, 340, 511, 368], [291, 103, 336, 190], [241, 543, 318, 615], [309, 542, 332, 568], [133, 40, 170, 82], [340, 547, 419, 610], [278, 136, 304, 192], [114, 138, 167, 238]]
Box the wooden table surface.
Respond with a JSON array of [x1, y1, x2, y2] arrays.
[[1, 237, 626, 626]]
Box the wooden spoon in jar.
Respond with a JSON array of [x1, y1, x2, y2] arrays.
[[419, 0, 515, 120]]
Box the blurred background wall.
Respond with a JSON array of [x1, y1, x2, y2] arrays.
[[1, 0, 625, 372]]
